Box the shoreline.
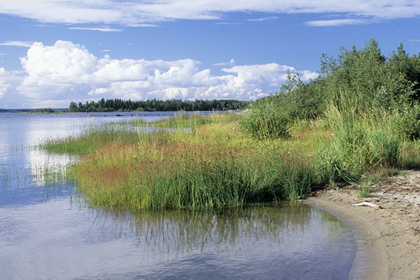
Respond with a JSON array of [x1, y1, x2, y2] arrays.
[[304, 170, 420, 280]]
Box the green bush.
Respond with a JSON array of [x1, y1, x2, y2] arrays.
[[392, 103, 420, 140], [239, 101, 292, 139]]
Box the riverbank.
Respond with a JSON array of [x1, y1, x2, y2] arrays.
[[304, 170, 420, 280]]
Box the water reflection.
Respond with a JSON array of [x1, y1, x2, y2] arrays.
[[85, 203, 356, 280], [100, 204, 314, 251]]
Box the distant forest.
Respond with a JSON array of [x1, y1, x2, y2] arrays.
[[69, 98, 250, 112]]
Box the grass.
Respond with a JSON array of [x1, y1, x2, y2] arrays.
[[68, 126, 315, 210], [40, 124, 140, 155], [316, 102, 405, 186], [43, 113, 321, 211], [130, 111, 241, 129], [355, 186, 372, 198], [42, 110, 420, 212]]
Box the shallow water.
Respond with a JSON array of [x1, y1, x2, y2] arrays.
[[0, 112, 357, 279]]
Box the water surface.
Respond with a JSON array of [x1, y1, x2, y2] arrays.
[[0, 112, 357, 279]]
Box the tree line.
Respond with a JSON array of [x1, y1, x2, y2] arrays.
[[69, 98, 249, 112]]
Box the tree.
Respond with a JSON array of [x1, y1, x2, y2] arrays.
[[388, 43, 420, 100], [69, 102, 78, 112]]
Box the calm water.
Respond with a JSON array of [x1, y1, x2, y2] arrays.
[[0, 112, 357, 280]]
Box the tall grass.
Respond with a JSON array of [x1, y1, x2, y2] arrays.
[[317, 98, 403, 185], [399, 140, 420, 169], [131, 111, 241, 129], [239, 102, 292, 139], [61, 114, 318, 211], [41, 124, 139, 155]]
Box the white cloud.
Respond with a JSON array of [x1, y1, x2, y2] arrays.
[[20, 41, 97, 88], [126, 23, 159, 28], [0, 41, 34, 47], [0, 68, 23, 101], [213, 58, 235, 67], [68, 27, 123, 32], [0, 1, 420, 26], [222, 64, 295, 87], [247, 16, 279, 22], [0, 40, 318, 107], [305, 19, 369, 27], [0, 68, 8, 98], [0, 1, 122, 24], [0, 0, 68, 2]]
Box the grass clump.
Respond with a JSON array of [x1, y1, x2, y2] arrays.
[[131, 111, 241, 129], [46, 113, 321, 212], [355, 186, 372, 198], [41, 124, 139, 155], [239, 102, 292, 139], [317, 100, 403, 185]]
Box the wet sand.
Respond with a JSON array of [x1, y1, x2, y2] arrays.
[[304, 170, 420, 280]]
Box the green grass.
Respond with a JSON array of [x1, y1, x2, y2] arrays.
[[316, 102, 405, 185], [42, 110, 420, 212], [355, 186, 372, 198], [67, 123, 317, 211], [42, 113, 322, 211], [130, 111, 241, 129], [40, 124, 139, 155]]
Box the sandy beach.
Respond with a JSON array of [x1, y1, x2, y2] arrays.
[[304, 170, 420, 280]]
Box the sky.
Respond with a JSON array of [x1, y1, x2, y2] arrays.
[[1, 1, 420, 109]]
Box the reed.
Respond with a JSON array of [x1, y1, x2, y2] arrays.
[[398, 140, 420, 169], [317, 101, 403, 185]]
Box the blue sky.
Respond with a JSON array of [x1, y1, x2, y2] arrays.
[[1, 1, 420, 109]]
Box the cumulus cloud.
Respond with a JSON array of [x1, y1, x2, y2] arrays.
[[5, 40, 318, 107], [0, 1, 420, 26]]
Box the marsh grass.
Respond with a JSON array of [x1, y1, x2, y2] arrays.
[[131, 111, 241, 129], [43, 110, 419, 212], [60, 113, 322, 211], [399, 140, 420, 169], [32, 164, 68, 187], [41, 124, 139, 155], [317, 100, 404, 185]]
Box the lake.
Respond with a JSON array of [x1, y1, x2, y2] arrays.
[[0, 112, 357, 279]]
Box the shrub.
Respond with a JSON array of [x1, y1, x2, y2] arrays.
[[239, 101, 292, 139], [392, 103, 420, 140]]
